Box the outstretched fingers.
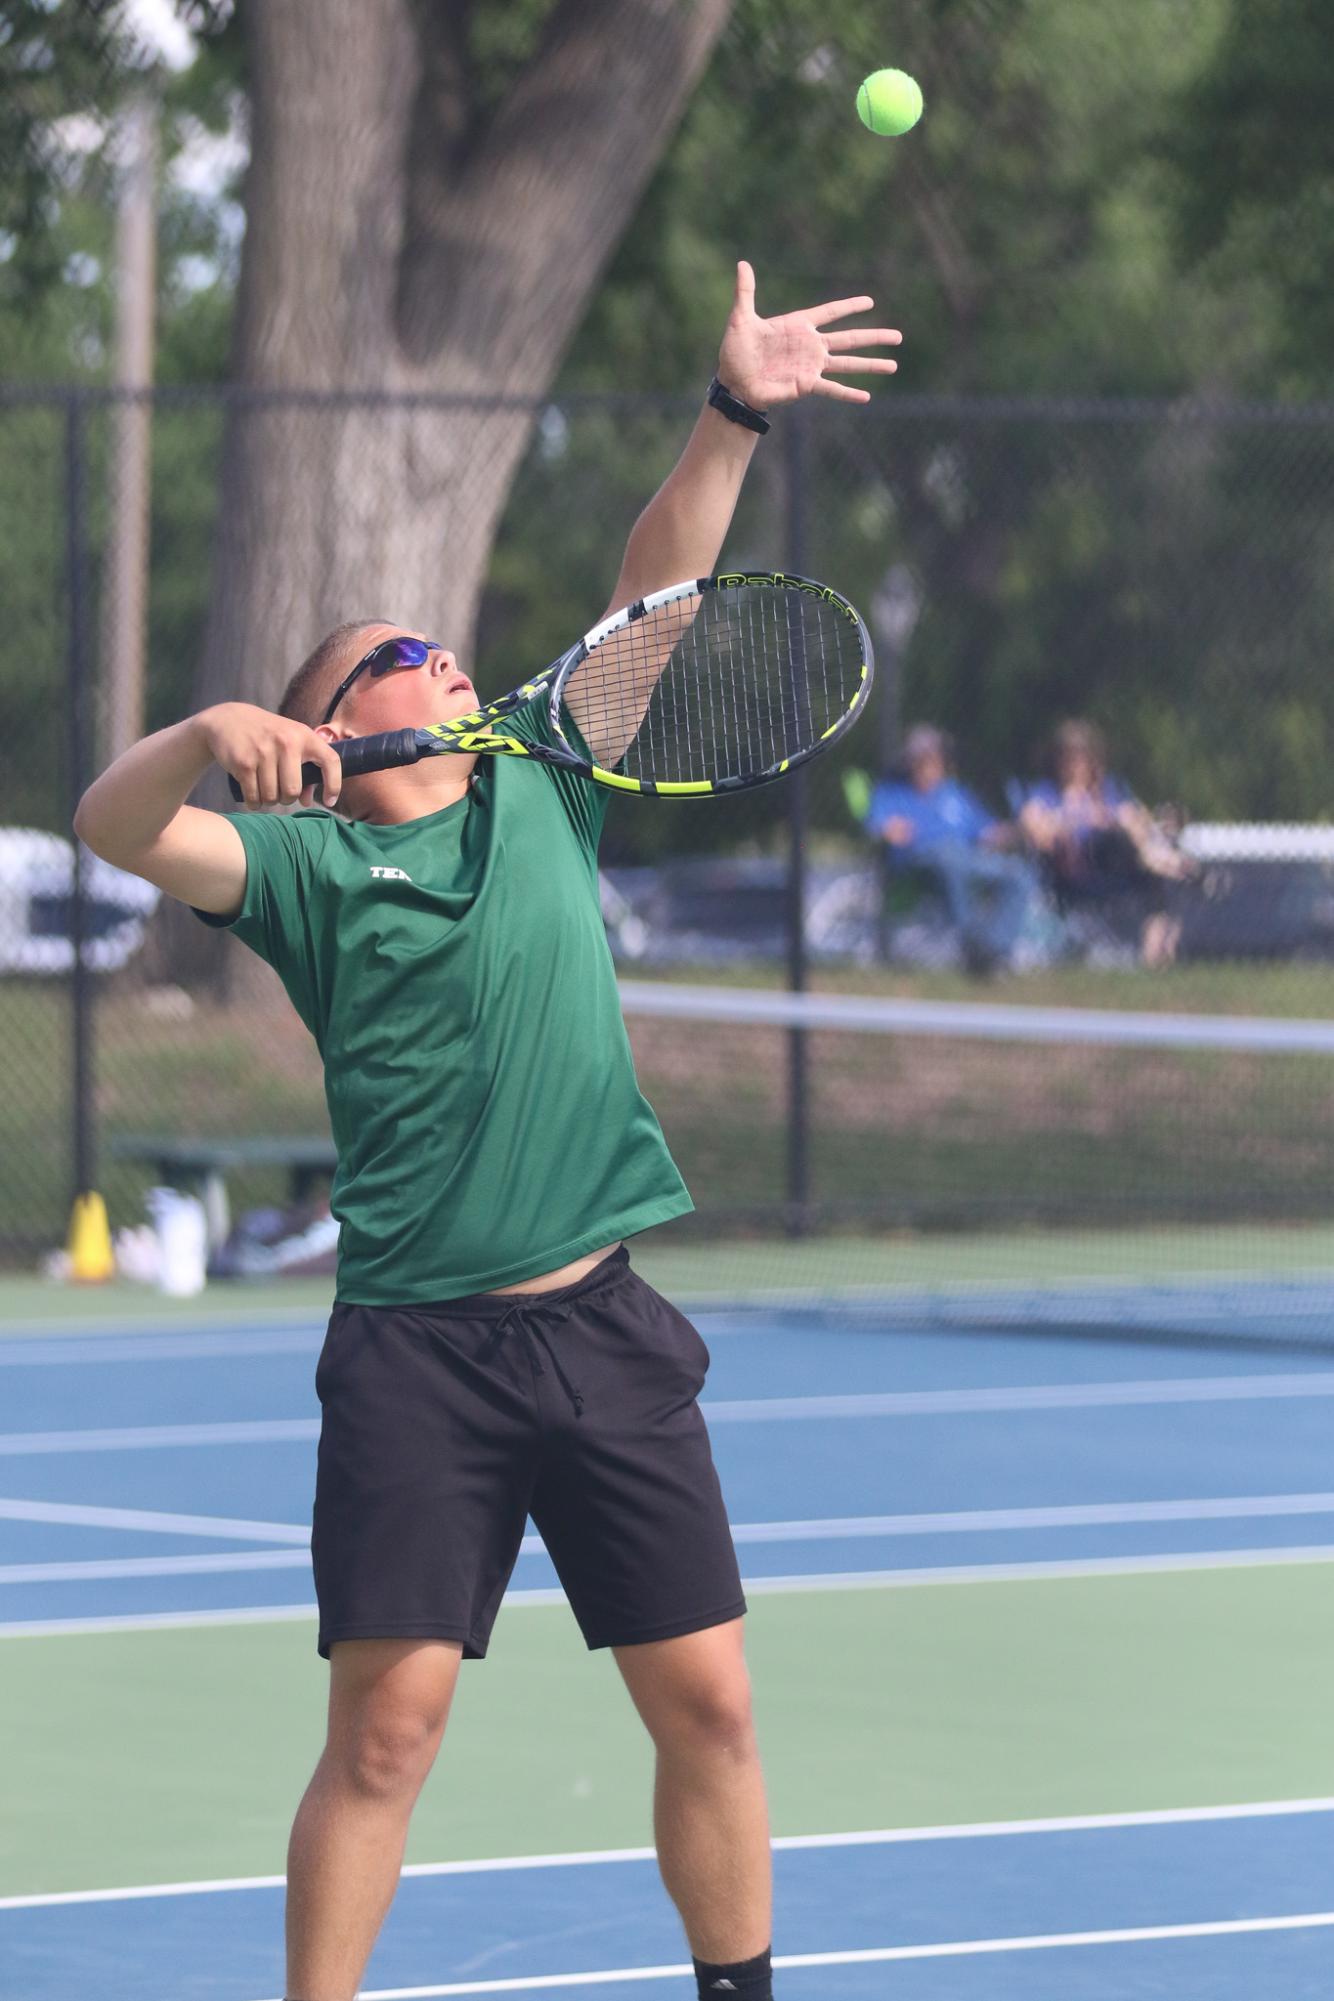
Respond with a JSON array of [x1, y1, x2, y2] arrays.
[[823, 355, 899, 374], [811, 378, 873, 404], [807, 294, 875, 327], [820, 320, 902, 388], [823, 327, 902, 351]]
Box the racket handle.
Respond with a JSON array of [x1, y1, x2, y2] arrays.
[[335, 728, 422, 777], [225, 728, 422, 802]]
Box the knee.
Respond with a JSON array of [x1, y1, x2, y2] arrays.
[[659, 1673, 757, 1761], [330, 1702, 444, 1803]]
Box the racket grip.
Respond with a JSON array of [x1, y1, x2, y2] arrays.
[[335, 728, 422, 777], [225, 728, 422, 802]]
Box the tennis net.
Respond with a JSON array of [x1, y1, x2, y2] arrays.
[[620, 979, 1334, 1348]]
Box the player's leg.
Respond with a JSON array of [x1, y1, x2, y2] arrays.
[[286, 1637, 462, 2001], [294, 1297, 539, 1993], [615, 1619, 773, 1976], [526, 1254, 763, 1985]]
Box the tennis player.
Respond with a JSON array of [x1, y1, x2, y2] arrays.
[[75, 262, 899, 2001]]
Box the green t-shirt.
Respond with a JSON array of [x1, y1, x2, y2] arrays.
[[202, 700, 692, 1300]]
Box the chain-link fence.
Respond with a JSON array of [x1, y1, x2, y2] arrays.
[[6, 384, 1334, 1264]]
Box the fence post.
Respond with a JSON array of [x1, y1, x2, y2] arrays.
[[65, 391, 96, 1207], [783, 406, 810, 1236]]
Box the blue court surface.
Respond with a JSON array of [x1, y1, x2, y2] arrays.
[[3, 1286, 1334, 1997], [4, 1804, 1334, 1999]]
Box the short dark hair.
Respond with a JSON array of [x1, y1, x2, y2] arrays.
[[903, 723, 953, 769], [278, 622, 385, 728]]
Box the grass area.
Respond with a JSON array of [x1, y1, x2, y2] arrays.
[[4, 1566, 1333, 1895], [630, 1012, 1334, 1233], [2, 985, 70, 1261], [6, 955, 1334, 1266], [1, 978, 326, 1259]]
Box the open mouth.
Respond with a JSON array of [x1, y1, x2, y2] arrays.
[[446, 674, 474, 697]]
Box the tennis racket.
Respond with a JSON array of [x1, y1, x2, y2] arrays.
[[231, 570, 873, 802]]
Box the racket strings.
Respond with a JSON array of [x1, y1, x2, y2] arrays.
[[565, 584, 864, 784]]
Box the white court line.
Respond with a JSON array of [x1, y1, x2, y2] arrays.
[[0, 1602, 320, 1640], [0, 1329, 324, 1366], [737, 1546, 1334, 1593], [0, 1418, 319, 1456], [9, 1496, 1334, 1586], [6, 1798, 1333, 1909], [731, 1494, 1334, 1541], [0, 1550, 311, 1583], [0, 1497, 309, 1542], [6, 1545, 1334, 1622], [285, 1913, 1334, 1996], [6, 1371, 1334, 1456], [704, 1373, 1334, 1419]]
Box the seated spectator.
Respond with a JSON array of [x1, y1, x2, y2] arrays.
[[1018, 720, 1195, 966], [866, 724, 1040, 974]]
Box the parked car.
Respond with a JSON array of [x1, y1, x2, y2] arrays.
[[603, 838, 1334, 971], [601, 857, 881, 967], [0, 829, 160, 975]]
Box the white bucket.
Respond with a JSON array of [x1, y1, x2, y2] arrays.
[[146, 1187, 208, 1297]]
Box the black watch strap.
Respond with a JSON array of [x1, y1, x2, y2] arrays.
[[707, 374, 771, 435]]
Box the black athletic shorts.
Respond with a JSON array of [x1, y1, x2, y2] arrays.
[[310, 1247, 746, 1660]]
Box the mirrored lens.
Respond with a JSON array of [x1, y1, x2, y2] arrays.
[[369, 637, 432, 678]]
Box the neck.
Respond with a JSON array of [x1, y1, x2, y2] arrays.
[[343, 756, 479, 825]]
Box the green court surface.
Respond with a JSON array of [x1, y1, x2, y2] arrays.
[[8, 1220, 1334, 1330], [4, 1566, 1333, 1898], [0, 1273, 335, 1331]]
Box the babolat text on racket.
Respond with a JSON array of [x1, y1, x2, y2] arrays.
[[230, 571, 873, 802]]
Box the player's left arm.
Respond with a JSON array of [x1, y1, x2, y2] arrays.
[[566, 261, 901, 765]]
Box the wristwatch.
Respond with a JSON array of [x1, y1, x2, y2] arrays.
[[706, 374, 770, 435]]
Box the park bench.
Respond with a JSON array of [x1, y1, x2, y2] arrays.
[[107, 1133, 337, 1249]]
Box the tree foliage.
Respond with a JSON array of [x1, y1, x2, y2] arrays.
[[0, 0, 134, 294], [6, 0, 1334, 859], [1166, 0, 1334, 395]]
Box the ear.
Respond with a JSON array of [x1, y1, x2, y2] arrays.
[[314, 721, 352, 744]]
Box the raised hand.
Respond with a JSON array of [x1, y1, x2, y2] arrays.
[[716, 260, 902, 409]]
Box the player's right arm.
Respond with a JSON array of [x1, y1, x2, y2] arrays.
[[73, 704, 342, 917]]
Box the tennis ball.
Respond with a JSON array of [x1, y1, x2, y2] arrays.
[[856, 68, 923, 137]]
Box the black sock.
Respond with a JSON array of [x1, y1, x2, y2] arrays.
[[693, 1945, 773, 1999]]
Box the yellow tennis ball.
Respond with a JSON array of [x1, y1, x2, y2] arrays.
[[856, 68, 923, 137]]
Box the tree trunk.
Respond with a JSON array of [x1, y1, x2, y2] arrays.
[[173, 0, 731, 988]]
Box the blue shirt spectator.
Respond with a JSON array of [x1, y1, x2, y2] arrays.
[[865, 725, 1038, 976], [866, 772, 997, 852]]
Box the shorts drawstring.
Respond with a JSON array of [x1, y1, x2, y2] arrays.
[[494, 1298, 585, 1418]]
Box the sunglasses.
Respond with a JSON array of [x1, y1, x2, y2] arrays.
[[320, 635, 446, 726]]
